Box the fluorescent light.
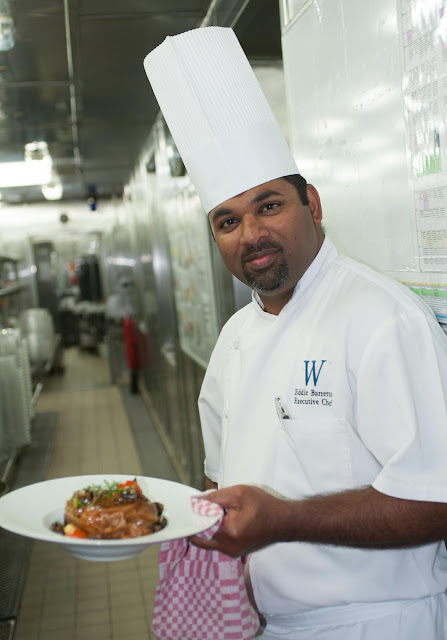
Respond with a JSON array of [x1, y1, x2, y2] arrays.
[[0, 161, 53, 187], [24, 140, 48, 160], [41, 175, 63, 200], [24, 141, 52, 172], [0, 140, 56, 189]]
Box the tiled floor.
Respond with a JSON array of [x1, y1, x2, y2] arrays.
[[13, 347, 173, 640]]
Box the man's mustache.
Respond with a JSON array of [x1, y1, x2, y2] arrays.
[[241, 241, 282, 263]]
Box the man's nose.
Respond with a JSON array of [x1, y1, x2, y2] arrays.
[[240, 214, 268, 245]]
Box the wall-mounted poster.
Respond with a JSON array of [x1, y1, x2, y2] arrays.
[[165, 184, 219, 369], [399, 0, 447, 271]]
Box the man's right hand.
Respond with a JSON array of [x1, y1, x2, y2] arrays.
[[190, 484, 286, 557]]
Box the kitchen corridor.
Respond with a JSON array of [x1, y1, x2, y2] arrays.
[[9, 346, 179, 640]]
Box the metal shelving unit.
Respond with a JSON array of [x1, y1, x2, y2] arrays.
[[0, 283, 27, 298], [0, 255, 32, 493], [0, 257, 26, 328]]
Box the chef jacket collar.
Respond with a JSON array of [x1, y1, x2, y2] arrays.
[[252, 237, 337, 316]]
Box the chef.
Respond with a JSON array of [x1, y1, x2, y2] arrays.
[[144, 27, 447, 640]]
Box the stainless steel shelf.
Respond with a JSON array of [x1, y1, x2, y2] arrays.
[[0, 284, 27, 298]]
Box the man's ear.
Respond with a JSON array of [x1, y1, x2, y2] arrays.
[[306, 184, 323, 223]]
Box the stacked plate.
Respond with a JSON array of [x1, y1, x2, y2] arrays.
[[19, 308, 55, 366], [0, 329, 32, 452]]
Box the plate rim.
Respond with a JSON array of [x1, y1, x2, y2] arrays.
[[0, 474, 220, 548]]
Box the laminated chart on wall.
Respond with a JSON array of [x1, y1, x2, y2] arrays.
[[391, 270, 447, 331], [399, 0, 447, 271], [165, 185, 219, 369]]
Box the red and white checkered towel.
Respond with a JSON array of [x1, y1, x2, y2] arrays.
[[151, 493, 260, 640]]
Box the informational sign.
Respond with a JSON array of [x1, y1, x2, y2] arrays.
[[395, 271, 447, 331], [165, 184, 219, 369], [400, 0, 447, 270]]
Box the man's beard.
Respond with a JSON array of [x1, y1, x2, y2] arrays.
[[241, 242, 289, 294]]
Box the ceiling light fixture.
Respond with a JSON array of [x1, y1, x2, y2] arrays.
[[0, 141, 55, 188], [24, 140, 52, 169], [0, 161, 53, 188], [41, 174, 63, 200]]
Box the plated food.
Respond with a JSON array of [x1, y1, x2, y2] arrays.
[[0, 475, 221, 561], [51, 478, 167, 540]]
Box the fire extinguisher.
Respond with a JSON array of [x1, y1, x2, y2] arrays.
[[123, 315, 140, 394]]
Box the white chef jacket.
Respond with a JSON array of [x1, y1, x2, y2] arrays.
[[198, 238, 447, 617]]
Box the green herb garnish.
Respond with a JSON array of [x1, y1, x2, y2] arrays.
[[82, 480, 126, 500]]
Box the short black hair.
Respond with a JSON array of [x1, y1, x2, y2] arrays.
[[282, 174, 309, 206]]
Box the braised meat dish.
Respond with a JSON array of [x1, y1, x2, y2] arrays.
[[52, 479, 167, 539]]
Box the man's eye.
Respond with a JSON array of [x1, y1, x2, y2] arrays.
[[262, 202, 279, 212], [221, 218, 237, 229]]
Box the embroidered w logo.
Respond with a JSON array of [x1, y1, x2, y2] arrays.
[[304, 360, 327, 386]]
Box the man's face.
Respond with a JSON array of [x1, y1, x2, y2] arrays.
[[209, 178, 324, 313]]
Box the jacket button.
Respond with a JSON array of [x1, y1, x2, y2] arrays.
[[232, 340, 239, 349]]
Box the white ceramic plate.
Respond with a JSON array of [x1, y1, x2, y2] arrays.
[[0, 475, 219, 562]]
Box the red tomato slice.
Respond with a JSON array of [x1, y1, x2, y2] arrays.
[[117, 480, 142, 495]]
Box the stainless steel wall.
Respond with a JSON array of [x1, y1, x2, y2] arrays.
[[106, 62, 290, 488], [105, 125, 236, 488]]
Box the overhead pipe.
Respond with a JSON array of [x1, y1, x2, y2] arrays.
[[63, 0, 82, 176]]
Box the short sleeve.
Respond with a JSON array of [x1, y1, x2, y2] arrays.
[[355, 311, 447, 502]]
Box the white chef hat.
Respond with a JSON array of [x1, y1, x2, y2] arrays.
[[144, 26, 299, 214]]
